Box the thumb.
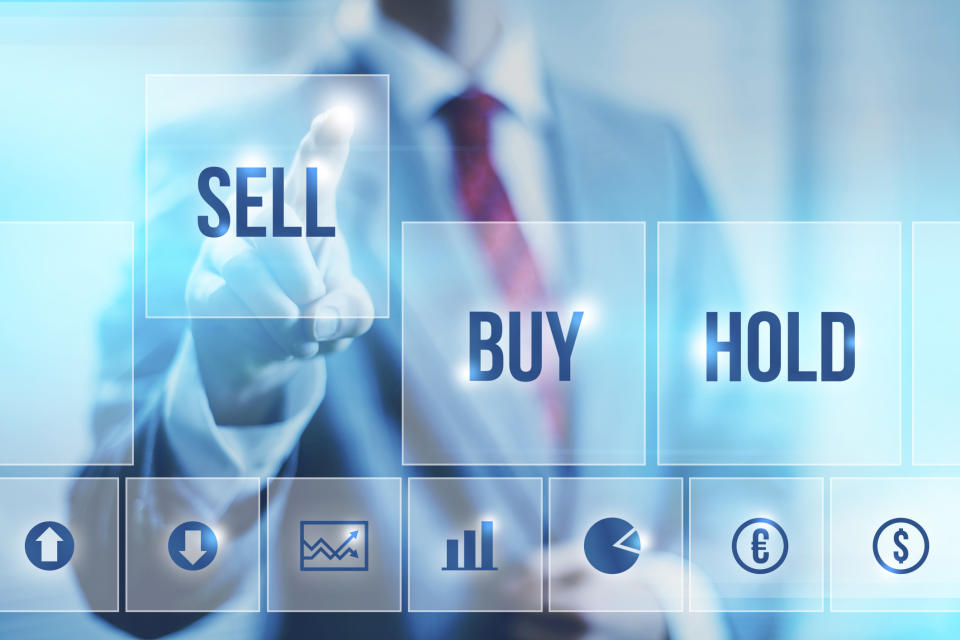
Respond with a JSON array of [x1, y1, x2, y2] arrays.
[[300, 276, 374, 345]]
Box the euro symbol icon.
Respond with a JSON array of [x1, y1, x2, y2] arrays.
[[751, 527, 770, 564]]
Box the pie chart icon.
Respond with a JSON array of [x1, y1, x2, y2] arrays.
[[583, 517, 643, 574]]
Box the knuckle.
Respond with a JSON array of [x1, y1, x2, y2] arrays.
[[218, 247, 257, 281], [353, 281, 375, 318], [185, 267, 217, 312], [357, 316, 374, 335]]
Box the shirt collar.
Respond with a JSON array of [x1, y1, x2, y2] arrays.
[[336, 0, 550, 126]]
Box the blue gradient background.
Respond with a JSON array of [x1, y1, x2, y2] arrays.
[[2, 1, 960, 638]]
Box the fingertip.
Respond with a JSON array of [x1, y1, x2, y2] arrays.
[[311, 105, 355, 141], [327, 105, 355, 137]]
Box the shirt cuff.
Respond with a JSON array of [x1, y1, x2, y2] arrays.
[[163, 332, 323, 482]]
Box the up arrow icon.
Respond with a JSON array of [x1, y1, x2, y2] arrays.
[[37, 526, 63, 563], [25, 521, 74, 570], [180, 529, 208, 566]]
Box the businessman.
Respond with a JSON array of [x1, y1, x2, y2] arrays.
[[72, 0, 726, 638]]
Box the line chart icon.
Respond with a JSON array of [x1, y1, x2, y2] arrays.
[[300, 520, 369, 571]]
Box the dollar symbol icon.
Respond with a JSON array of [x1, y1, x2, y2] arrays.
[[874, 517, 928, 574], [893, 527, 909, 564]]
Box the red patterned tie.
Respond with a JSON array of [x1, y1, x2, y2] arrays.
[[440, 88, 568, 444]]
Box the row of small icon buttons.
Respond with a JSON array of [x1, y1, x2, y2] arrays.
[[13, 476, 954, 613], [23, 515, 928, 577], [26, 519, 367, 573], [23, 517, 651, 574], [729, 517, 928, 575]]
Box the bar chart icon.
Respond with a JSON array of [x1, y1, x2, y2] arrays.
[[442, 520, 498, 571]]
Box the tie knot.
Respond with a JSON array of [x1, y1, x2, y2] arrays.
[[439, 88, 503, 148]]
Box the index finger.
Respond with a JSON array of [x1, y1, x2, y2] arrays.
[[284, 106, 354, 219]]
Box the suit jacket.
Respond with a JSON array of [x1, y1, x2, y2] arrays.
[[72, 52, 714, 639]]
